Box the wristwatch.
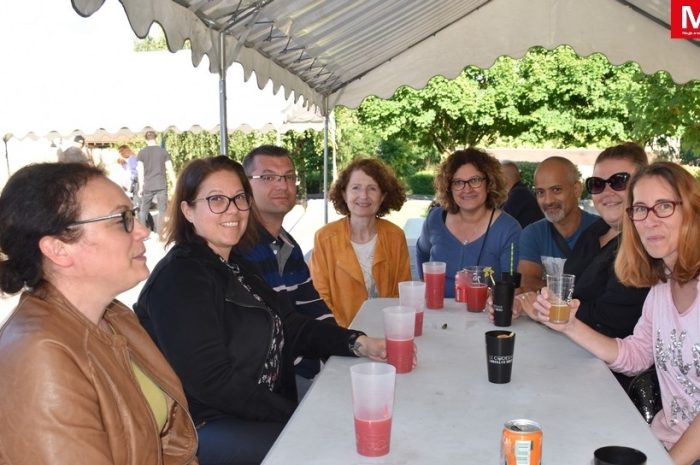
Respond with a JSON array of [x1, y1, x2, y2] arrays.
[[348, 332, 365, 357]]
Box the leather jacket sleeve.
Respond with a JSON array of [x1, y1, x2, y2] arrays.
[[0, 338, 116, 465]]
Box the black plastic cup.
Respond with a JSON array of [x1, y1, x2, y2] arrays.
[[485, 330, 515, 384], [594, 446, 646, 465], [501, 272, 522, 288], [492, 281, 515, 327]]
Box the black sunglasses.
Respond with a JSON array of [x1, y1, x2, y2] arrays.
[[585, 172, 630, 195]]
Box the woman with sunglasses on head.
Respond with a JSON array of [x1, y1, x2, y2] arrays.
[[0, 163, 198, 465], [531, 161, 700, 465], [417, 148, 521, 297], [135, 156, 391, 465]]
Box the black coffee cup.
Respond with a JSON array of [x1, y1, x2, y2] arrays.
[[594, 446, 647, 465], [485, 330, 515, 383], [501, 272, 522, 288], [492, 281, 515, 327]]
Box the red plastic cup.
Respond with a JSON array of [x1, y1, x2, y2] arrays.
[[399, 281, 425, 337], [351, 363, 396, 457], [422, 261, 446, 309], [467, 283, 488, 312], [382, 306, 415, 374]]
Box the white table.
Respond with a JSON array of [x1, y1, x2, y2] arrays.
[[263, 298, 672, 464]]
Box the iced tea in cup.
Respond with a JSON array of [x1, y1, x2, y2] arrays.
[[465, 266, 487, 312], [350, 362, 396, 457], [422, 261, 446, 309], [382, 306, 415, 374], [546, 274, 575, 323], [399, 281, 426, 337]]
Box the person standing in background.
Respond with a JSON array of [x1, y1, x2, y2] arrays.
[[119, 145, 140, 208], [137, 131, 175, 235], [501, 160, 544, 228], [58, 135, 91, 164]]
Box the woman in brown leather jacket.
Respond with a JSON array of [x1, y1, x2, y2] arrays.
[[0, 163, 198, 465]]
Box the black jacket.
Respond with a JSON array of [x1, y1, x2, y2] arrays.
[[565, 218, 650, 339], [135, 241, 360, 424], [502, 181, 544, 229]]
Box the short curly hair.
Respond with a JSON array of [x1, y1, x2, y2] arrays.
[[434, 148, 507, 214], [329, 158, 407, 217]]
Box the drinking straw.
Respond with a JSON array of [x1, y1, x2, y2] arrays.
[[509, 243, 514, 274]]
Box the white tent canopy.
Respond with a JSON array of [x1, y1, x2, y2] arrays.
[[72, 0, 700, 112], [0, 0, 323, 141]]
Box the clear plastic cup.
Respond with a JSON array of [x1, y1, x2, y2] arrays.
[[399, 281, 425, 336], [422, 261, 446, 309], [382, 305, 415, 374], [351, 362, 396, 457]]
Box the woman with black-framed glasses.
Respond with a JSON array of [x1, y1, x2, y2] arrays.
[[532, 161, 700, 465], [416, 147, 522, 298], [0, 163, 199, 465], [135, 156, 394, 465]]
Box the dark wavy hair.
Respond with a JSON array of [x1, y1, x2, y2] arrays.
[[0, 163, 104, 294], [329, 158, 406, 217], [615, 162, 700, 287], [163, 156, 259, 250], [434, 148, 507, 213]]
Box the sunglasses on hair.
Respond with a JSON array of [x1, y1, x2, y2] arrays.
[[584, 172, 630, 195]]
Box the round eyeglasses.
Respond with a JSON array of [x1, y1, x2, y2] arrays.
[[585, 172, 630, 195], [69, 208, 137, 233], [191, 193, 251, 214], [626, 200, 682, 221], [450, 176, 485, 191]]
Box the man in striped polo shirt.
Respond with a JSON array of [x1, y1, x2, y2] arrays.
[[239, 145, 336, 399]]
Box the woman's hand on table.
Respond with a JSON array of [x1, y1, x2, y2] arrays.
[[356, 336, 418, 369]]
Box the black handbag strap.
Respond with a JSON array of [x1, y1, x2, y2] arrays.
[[550, 222, 572, 258]]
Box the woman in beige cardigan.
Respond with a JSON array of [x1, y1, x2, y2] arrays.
[[310, 158, 411, 327]]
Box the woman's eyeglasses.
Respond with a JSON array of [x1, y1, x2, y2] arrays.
[[585, 172, 630, 195], [69, 208, 137, 233], [626, 201, 682, 222], [191, 193, 251, 214], [450, 176, 485, 191]]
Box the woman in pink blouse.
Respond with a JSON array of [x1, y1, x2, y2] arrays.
[[530, 162, 700, 465]]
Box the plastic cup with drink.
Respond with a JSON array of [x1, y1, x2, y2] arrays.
[[422, 261, 446, 309], [350, 362, 396, 457], [399, 281, 425, 337], [464, 266, 488, 312], [382, 306, 415, 374], [546, 273, 575, 324]]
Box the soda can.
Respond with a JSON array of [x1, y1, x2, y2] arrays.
[[501, 419, 543, 465]]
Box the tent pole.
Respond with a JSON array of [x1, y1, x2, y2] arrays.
[[218, 32, 229, 156], [3, 135, 10, 178], [323, 96, 329, 224]]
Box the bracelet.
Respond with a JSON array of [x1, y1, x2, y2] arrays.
[[348, 332, 365, 357]]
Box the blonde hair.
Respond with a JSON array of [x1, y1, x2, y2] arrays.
[[615, 162, 700, 287]]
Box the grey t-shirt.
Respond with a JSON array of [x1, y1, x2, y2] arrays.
[[137, 145, 171, 191]]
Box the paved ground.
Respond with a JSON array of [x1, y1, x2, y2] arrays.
[[0, 198, 431, 324]]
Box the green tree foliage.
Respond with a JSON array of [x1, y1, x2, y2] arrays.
[[355, 46, 645, 156], [281, 129, 325, 203], [627, 72, 700, 159], [516, 48, 641, 147], [163, 130, 276, 172]]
